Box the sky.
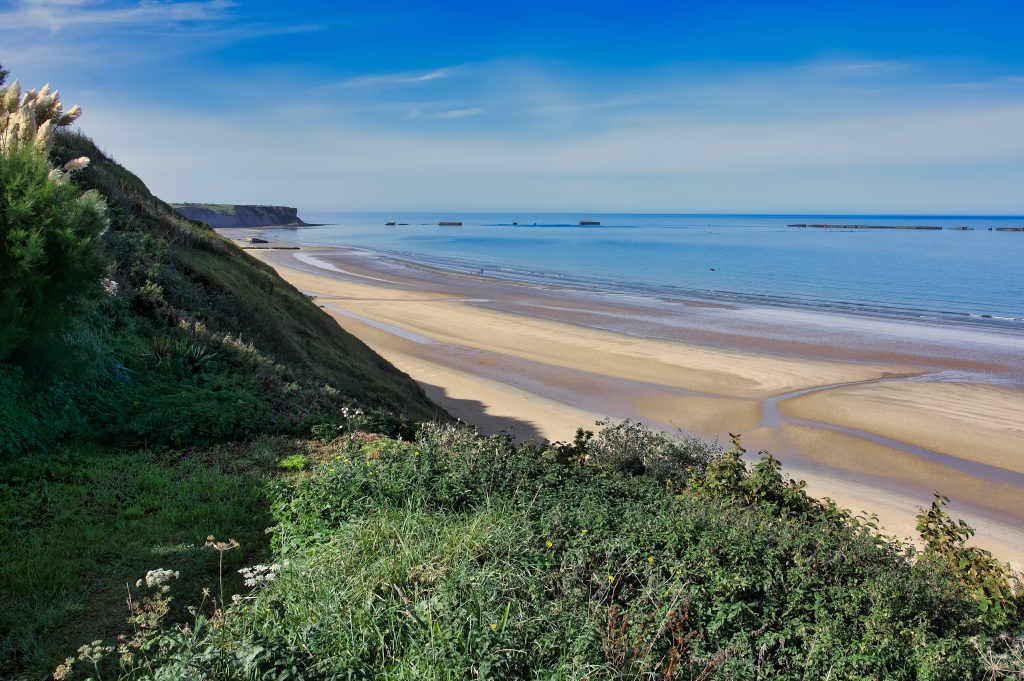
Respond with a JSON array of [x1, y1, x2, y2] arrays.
[[2, 0, 1024, 213]]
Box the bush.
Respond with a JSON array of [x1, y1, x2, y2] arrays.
[[72, 423, 1015, 680], [1, 81, 104, 374], [0, 144, 108, 372]]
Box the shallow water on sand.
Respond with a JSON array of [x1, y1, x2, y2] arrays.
[[264, 212, 1024, 333]]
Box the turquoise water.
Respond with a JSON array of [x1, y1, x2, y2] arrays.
[[264, 212, 1024, 331]]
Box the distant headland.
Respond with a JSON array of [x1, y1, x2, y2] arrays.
[[171, 203, 310, 228]]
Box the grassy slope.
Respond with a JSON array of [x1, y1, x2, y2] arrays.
[[0, 440, 280, 676], [51, 132, 440, 423], [0, 132, 450, 678]]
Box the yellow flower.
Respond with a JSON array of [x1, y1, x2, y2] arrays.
[[608, 575, 615, 582], [647, 556, 654, 563], [545, 541, 553, 548], [581, 529, 588, 535], [489, 623, 497, 630]]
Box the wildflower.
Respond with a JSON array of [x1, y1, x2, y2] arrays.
[[545, 540, 553, 548], [205, 536, 240, 552], [136, 568, 179, 589], [239, 562, 285, 587], [608, 575, 615, 582], [647, 556, 654, 563], [490, 623, 497, 630], [581, 529, 588, 535], [53, 657, 75, 680]]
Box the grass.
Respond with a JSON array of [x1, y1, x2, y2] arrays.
[[0, 438, 295, 678], [51, 131, 440, 424], [49, 423, 1021, 680], [169, 203, 238, 215]]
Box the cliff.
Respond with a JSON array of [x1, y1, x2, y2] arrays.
[[170, 203, 308, 227]]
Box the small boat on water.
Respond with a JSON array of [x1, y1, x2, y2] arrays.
[[579, 220, 601, 225], [439, 221, 463, 226], [385, 221, 396, 226]]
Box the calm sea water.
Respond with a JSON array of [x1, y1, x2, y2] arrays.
[[261, 212, 1024, 331]]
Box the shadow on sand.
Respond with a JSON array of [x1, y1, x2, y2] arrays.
[[418, 381, 550, 445]]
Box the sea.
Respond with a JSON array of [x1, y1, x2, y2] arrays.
[[259, 212, 1024, 333]]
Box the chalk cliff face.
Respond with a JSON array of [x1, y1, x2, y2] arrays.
[[171, 203, 308, 228]]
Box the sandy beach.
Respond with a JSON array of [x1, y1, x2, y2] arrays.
[[226, 231, 1024, 564]]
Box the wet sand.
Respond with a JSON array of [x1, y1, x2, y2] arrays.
[[229, 232, 1024, 564]]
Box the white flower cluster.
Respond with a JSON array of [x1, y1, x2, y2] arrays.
[[238, 560, 289, 587], [135, 568, 179, 589], [341, 407, 364, 420]]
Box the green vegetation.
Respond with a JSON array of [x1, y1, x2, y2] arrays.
[[0, 78, 439, 678], [0, 143, 107, 370], [45, 425, 1024, 680], [0, 110, 439, 455], [0, 439, 279, 674], [170, 203, 239, 216], [3, 74, 1023, 680]]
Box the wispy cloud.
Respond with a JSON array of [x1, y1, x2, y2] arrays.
[[0, 0, 238, 32], [0, 0, 322, 71], [822, 60, 907, 74], [433, 107, 483, 120], [34, 54, 1024, 212], [327, 67, 459, 89]]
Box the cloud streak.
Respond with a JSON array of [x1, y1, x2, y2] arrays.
[[433, 107, 483, 120], [328, 67, 459, 89], [0, 0, 238, 31]]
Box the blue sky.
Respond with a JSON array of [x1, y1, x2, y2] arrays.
[[2, 0, 1024, 212]]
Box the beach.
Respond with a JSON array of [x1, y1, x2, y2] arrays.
[[226, 230, 1024, 564]]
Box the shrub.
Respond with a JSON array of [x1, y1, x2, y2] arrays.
[[81, 424, 1010, 679], [917, 493, 1022, 628], [1, 82, 105, 373]]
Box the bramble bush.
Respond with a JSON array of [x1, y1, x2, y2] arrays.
[[63, 422, 1021, 680]]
